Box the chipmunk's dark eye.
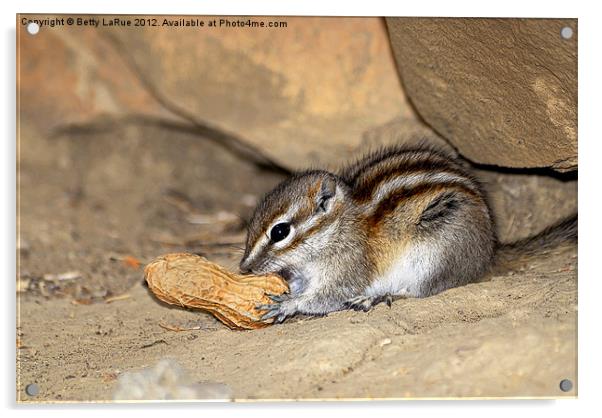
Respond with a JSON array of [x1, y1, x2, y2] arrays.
[[270, 222, 291, 243]]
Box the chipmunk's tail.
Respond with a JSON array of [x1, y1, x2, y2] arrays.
[[493, 214, 577, 271]]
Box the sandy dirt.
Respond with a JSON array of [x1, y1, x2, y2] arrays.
[[16, 117, 577, 402]]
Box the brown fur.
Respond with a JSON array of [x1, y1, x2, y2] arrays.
[[242, 146, 498, 321], [364, 183, 480, 229]]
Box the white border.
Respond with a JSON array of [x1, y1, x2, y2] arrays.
[[3, 1, 600, 417], [0, 0, 588, 17]]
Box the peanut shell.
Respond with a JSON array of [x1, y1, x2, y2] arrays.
[[144, 253, 288, 330]]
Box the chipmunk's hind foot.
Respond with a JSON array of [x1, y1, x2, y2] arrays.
[[343, 294, 394, 312]]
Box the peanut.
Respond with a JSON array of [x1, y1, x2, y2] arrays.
[[144, 253, 288, 330]]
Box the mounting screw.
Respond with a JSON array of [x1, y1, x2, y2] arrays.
[[26, 22, 40, 35], [559, 379, 573, 392], [25, 383, 39, 396], [560, 26, 573, 40]]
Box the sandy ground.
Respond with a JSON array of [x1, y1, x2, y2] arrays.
[[16, 118, 577, 402]]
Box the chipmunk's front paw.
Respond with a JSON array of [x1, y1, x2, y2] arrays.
[[256, 294, 297, 324], [344, 294, 393, 312]]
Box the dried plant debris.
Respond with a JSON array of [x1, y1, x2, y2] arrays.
[[18, 271, 124, 304], [42, 271, 83, 281], [144, 253, 289, 330]]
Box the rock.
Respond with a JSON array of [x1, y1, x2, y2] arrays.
[[476, 169, 577, 243], [18, 17, 417, 170], [17, 22, 169, 130], [113, 359, 232, 400], [386, 18, 577, 172], [111, 17, 416, 169]]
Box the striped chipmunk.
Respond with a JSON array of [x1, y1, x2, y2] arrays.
[[240, 145, 574, 323]]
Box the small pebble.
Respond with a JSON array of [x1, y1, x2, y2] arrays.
[[379, 338, 392, 347]]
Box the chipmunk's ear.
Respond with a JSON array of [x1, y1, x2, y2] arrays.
[[316, 176, 337, 213]]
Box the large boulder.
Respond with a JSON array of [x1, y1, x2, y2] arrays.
[[18, 16, 416, 169], [386, 18, 577, 172]]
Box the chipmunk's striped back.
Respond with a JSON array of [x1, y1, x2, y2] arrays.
[[342, 147, 483, 209], [340, 146, 495, 298]]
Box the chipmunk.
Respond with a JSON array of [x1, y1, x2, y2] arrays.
[[240, 145, 575, 323]]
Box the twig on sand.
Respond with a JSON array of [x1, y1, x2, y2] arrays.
[[105, 293, 132, 304], [158, 322, 202, 332]]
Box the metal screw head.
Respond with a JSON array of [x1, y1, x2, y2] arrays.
[[26, 22, 40, 35], [559, 379, 573, 392], [25, 383, 39, 396], [561, 26, 573, 40]]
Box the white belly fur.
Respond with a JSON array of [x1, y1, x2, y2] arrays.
[[364, 242, 438, 298]]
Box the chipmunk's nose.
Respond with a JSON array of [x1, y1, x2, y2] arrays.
[[239, 257, 252, 274]]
